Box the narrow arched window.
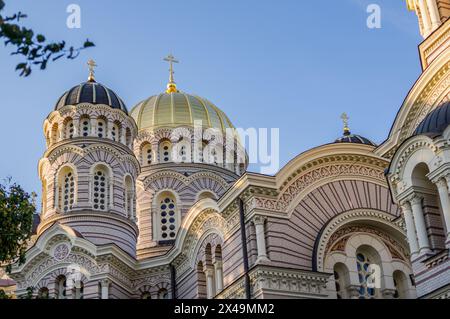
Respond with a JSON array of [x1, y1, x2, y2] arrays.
[[80, 116, 91, 137], [124, 175, 134, 218], [111, 122, 120, 142], [333, 263, 349, 299], [197, 261, 207, 299], [65, 119, 74, 139], [51, 123, 59, 144], [57, 167, 75, 212], [157, 192, 178, 240], [141, 292, 151, 299], [125, 128, 132, 147], [56, 275, 67, 299], [159, 141, 172, 163], [141, 143, 153, 165], [73, 281, 84, 299], [175, 139, 191, 163], [97, 118, 106, 138], [92, 165, 109, 211], [214, 245, 224, 294]]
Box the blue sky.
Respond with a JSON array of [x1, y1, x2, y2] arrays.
[[0, 0, 422, 199]]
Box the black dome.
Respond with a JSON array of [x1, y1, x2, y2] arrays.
[[55, 81, 128, 114], [335, 131, 377, 146], [414, 102, 450, 136]]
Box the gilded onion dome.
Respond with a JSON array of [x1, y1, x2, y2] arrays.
[[130, 92, 235, 132]]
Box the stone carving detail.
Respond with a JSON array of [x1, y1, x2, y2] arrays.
[[53, 243, 70, 261], [325, 225, 408, 261]]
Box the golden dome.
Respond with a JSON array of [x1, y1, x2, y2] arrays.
[[130, 92, 235, 132]]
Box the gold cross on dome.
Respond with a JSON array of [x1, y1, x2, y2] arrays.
[[163, 54, 179, 93], [340, 112, 350, 134], [87, 59, 97, 82]]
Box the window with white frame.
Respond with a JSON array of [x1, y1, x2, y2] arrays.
[[57, 167, 75, 212], [65, 119, 74, 139], [159, 141, 172, 163], [111, 122, 120, 142], [92, 166, 109, 211], [156, 192, 178, 240], [124, 175, 134, 218], [80, 116, 90, 137], [97, 118, 106, 138], [141, 143, 153, 165]]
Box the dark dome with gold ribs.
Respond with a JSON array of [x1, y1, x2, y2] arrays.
[[414, 102, 450, 136], [54, 81, 128, 114], [334, 113, 376, 146]]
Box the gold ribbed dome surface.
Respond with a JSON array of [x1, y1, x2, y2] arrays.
[[130, 92, 235, 132]]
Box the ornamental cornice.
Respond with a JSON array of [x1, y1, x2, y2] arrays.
[[249, 267, 329, 295], [142, 170, 229, 191], [44, 143, 140, 173], [392, 137, 437, 176], [280, 153, 388, 192]]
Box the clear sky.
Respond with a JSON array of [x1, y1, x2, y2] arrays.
[[0, 0, 422, 201]]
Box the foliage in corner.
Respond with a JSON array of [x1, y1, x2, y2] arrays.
[[0, 177, 35, 273], [0, 0, 94, 76]]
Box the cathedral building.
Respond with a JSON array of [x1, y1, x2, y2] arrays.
[[2, 1, 450, 299]]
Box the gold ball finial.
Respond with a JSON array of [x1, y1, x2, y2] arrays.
[[87, 59, 97, 82], [340, 112, 351, 136]]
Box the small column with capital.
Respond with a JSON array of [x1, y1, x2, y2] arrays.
[[253, 215, 270, 263], [409, 195, 431, 254], [400, 201, 419, 257], [100, 279, 110, 299]]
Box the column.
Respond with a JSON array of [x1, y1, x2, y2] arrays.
[[120, 128, 126, 145], [401, 201, 420, 256], [214, 261, 223, 293], [253, 215, 269, 262], [100, 279, 110, 299], [204, 267, 215, 299], [436, 178, 450, 247], [73, 119, 80, 138], [410, 195, 431, 254], [90, 118, 97, 137], [418, 0, 432, 36], [426, 0, 442, 29]]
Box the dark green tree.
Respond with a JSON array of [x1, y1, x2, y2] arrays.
[[0, 178, 36, 273], [0, 0, 94, 76]]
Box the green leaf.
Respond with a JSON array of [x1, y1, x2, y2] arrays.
[[36, 34, 45, 43]]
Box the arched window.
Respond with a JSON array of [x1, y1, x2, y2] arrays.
[[65, 119, 74, 139], [111, 122, 120, 142], [195, 141, 206, 163], [92, 165, 110, 211], [125, 128, 132, 147], [157, 288, 169, 299], [97, 118, 106, 138], [393, 270, 409, 299], [73, 281, 84, 299], [156, 192, 178, 240], [214, 245, 224, 294], [37, 287, 49, 299], [333, 263, 350, 299], [57, 166, 76, 212], [141, 143, 153, 166], [124, 175, 134, 219], [159, 140, 172, 163], [174, 138, 191, 163], [204, 244, 216, 299], [51, 123, 59, 144], [80, 116, 91, 137], [56, 275, 67, 299], [355, 246, 382, 299]]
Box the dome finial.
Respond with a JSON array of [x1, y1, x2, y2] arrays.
[[87, 59, 97, 82], [163, 54, 179, 93], [340, 112, 351, 136]]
